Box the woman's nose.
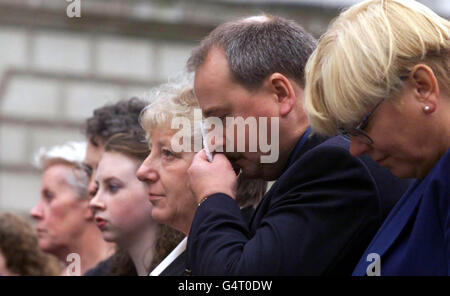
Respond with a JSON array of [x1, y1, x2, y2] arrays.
[[136, 155, 158, 183], [349, 139, 371, 157], [89, 191, 105, 211], [30, 201, 43, 220]]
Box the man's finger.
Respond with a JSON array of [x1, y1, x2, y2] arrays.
[[212, 152, 228, 163], [211, 153, 235, 171], [193, 149, 209, 162]]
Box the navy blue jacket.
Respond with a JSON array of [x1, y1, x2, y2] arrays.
[[353, 149, 449, 276], [186, 133, 412, 275], [160, 206, 256, 276]]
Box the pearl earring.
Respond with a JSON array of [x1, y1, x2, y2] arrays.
[[424, 105, 431, 112]]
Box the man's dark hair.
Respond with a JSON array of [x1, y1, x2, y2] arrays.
[[187, 14, 317, 89], [85, 97, 147, 146]]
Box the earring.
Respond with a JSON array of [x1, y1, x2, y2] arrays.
[[424, 105, 431, 112]]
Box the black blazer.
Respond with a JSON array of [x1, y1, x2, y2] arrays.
[[159, 250, 188, 276], [160, 205, 257, 276], [84, 256, 112, 276], [186, 134, 412, 275]]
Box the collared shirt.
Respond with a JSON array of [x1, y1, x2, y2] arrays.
[[286, 126, 312, 168]]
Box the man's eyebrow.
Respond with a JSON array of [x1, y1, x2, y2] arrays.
[[203, 107, 222, 118]]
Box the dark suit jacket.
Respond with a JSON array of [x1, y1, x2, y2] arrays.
[[353, 149, 449, 276], [186, 133, 412, 275], [160, 206, 256, 276], [159, 250, 188, 276], [84, 256, 113, 276]]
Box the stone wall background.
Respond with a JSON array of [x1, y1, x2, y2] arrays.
[[0, 0, 447, 215]]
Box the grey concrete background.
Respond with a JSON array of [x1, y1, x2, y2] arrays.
[[0, 0, 447, 215]]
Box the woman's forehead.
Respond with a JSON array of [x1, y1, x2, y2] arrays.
[[149, 128, 175, 143], [97, 153, 139, 180]]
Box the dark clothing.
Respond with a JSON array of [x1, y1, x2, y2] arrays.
[[187, 132, 412, 275], [160, 206, 256, 276], [240, 205, 256, 224], [159, 250, 188, 276], [353, 149, 449, 276], [84, 256, 113, 276]]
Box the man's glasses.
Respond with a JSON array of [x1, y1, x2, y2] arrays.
[[337, 98, 384, 144]]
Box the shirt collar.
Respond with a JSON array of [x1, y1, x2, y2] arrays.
[[286, 126, 312, 168]]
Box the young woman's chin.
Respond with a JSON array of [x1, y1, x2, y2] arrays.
[[100, 229, 119, 244]]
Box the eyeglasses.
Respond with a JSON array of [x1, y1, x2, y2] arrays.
[[337, 98, 385, 144]]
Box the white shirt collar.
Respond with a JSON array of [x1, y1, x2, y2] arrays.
[[149, 237, 187, 276]]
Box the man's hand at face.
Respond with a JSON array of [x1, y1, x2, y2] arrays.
[[188, 150, 238, 203]]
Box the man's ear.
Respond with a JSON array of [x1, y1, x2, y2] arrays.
[[409, 64, 439, 112], [266, 73, 296, 117]]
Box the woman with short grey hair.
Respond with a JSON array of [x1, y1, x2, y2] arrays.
[[30, 141, 115, 275], [137, 77, 267, 275]]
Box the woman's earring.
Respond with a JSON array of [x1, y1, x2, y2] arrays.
[[424, 105, 431, 112]]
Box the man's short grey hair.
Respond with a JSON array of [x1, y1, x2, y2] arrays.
[[187, 14, 317, 90], [34, 141, 89, 199]]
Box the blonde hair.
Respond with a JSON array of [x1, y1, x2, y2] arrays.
[[304, 0, 450, 135], [140, 75, 267, 210], [139, 74, 201, 143]]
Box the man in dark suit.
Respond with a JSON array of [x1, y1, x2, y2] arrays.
[[185, 15, 412, 275], [159, 178, 267, 276]]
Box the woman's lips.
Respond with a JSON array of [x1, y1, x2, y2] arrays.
[[95, 217, 107, 229], [148, 193, 164, 202], [36, 228, 47, 237]]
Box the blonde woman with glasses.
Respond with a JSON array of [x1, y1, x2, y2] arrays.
[[305, 0, 449, 275]]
